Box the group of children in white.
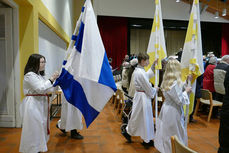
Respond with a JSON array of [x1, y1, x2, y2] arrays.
[[19, 52, 192, 153], [121, 53, 192, 153]]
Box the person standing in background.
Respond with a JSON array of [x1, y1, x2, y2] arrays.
[[121, 62, 130, 94], [203, 56, 217, 99], [214, 55, 229, 102], [218, 66, 229, 153]]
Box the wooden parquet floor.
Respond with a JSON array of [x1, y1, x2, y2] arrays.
[[0, 103, 219, 153]]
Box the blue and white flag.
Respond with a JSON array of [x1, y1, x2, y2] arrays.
[[54, 0, 117, 128]]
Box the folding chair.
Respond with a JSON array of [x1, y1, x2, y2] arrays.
[[171, 135, 197, 153], [194, 89, 222, 122]]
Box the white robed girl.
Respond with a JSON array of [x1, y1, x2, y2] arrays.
[[56, 94, 84, 139], [155, 58, 192, 153], [19, 54, 59, 153], [122, 53, 158, 148]]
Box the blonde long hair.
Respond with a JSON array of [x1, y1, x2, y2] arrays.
[[161, 58, 182, 91]]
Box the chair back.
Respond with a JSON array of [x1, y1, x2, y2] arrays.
[[116, 89, 124, 100], [171, 135, 197, 153], [200, 89, 213, 105]]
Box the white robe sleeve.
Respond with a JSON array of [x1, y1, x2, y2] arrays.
[[146, 68, 154, 79], [137, 72, 156, 99], [24, 72, 53, 94], [167, 82, 190, 105]]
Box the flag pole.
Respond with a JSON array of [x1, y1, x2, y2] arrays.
[[154, 0, 159, 125], [155, 69, 159, 126], [154, 0, 159, 126], [185, 80, 191, 129]]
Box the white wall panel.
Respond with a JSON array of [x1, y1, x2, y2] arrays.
[[41, 0, 74, 37], [39, 20, 66, 79]]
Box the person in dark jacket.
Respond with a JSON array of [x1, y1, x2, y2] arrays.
[[214, 55, 229, 102], [218, 66, 229, 153]]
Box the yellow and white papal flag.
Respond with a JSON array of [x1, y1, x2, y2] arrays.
[[146, 0, 167, 124], [146, 0, 167, 85], [181, 0, 204, 116]]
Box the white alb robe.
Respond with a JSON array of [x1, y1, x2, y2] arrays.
[[121, 67, 129, 89], [126, 65, 156, 143], [155, 81, 189, 153], [19, 72, 54, 153], [57, 93, 83, 131], [128, 74, 136, 98]]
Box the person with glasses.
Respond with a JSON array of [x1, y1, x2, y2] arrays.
[[19, 54, 59, 153]]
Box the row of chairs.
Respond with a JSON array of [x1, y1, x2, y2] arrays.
[[194, 89, 222, 122], [153, 88, 222, 122], [109, 89, 125, 121], [114, 74, 121, 82]]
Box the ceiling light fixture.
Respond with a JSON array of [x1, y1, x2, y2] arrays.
[[215, 11, 219, 18], [176, 0, 180, 2], [131, 24, 142, 27], [222, 8, 227, 16], [201, 4, 208, 14], [214, 0, 219, 19]]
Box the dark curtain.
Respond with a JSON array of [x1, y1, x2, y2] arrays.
[[222, 23, 229, 56], [98, 16, 128, 69], [201, 22, 222, 57]]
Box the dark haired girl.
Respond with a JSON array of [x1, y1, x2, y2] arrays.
[[20, 54, 59, 153]]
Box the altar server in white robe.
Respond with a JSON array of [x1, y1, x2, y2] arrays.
[[19, 54, 59, 153], [56, 94, 83, 139], [122, 53, 158, 147], [155, 58, 192, 153]]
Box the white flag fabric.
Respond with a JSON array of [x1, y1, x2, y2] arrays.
[[181, 0, 204, 115], [146, 0, 167, 84], [54, 0, 117, 127]]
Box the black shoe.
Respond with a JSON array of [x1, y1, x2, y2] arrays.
[[56, 124, 66, 134], [149, 140, 154, 147], [121, 131, 132, 143], [71, 130, 84, 139], [141, 141, 150, 149], [189, 118, 197, 123]]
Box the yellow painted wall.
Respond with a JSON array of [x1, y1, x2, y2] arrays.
[[72, 0, 85, 30], [13, 0, 83, 99]]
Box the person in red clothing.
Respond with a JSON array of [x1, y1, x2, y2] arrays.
[[203, 56, 217, 98]]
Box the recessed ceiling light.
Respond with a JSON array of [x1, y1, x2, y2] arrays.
[[215, 11, 219, 18], [222, 8, 227, 16], [132, 24, 142, 27]]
